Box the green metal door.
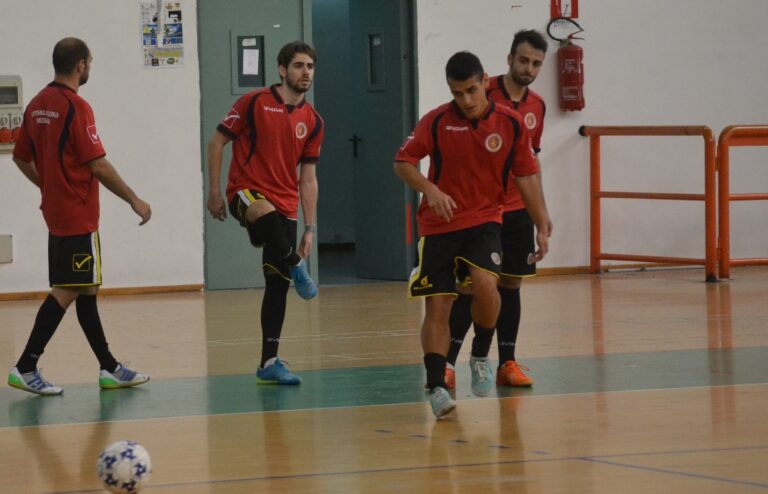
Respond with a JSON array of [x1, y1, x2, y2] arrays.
[[349, 0, 417, 280], [198, 0, 315, 289]]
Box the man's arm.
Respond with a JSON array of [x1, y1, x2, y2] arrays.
[[516, 173, 550, 261], [393, 161, 456, 221], [298, 162, 318, 258], [13, 157, 39, 187], [87, 157, 151, 225], [206, 130, 231, 221]]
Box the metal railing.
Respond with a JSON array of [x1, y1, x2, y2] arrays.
[[717, 125, 768, 278], [579, 125, 717, 281]]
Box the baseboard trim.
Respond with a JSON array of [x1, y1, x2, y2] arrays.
[[0, 284, 204, 302]]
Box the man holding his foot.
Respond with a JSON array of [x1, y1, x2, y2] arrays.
[[8, 37, 151, 395], [207, 41, 323, 385]]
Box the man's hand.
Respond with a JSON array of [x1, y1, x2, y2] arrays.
[[298, 230, 313, 258], [424, 187, 457, 221], [207, 192, 227, 221], [131, 198, 152, 226]]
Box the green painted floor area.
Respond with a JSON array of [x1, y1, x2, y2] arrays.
[[2, 347, 767, 428]]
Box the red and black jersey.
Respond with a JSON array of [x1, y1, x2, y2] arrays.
[[487, 75, 547, 212], [13, 82, 106, 236], [217, 85, 324, 219], [395, 100, 538, 236]]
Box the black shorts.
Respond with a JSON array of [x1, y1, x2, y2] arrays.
[[501, 209, 536, 278], [229, 189, 297, 280], [48, 232, 102, 287], [409, 222, 502, 298]]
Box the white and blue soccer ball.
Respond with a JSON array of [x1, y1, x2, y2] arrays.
[[97, 440, 152, 494]]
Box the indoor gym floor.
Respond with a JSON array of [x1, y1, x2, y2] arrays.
[[1, 266, 767, 493]]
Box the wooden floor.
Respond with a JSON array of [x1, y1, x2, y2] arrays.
[[1, 267, 767, 493]]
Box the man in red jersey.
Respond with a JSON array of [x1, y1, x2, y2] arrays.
[[445, 30, 550, 389], [394, 51, 551, 418], [207, 41, 324, 385], [8, 38, 152, 395]]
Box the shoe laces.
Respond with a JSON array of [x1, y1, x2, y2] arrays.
[[25, 369, 54, 389], [507, 361, 530, 373], [472, 359, 491, 382]]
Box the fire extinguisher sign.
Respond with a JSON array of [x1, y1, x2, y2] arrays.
[[551, 0, 579, 19]]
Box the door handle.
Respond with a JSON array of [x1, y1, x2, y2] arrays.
[[348, 134, 362, 158]]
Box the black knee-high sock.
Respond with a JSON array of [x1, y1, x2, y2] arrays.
[[250, 212, 300, 266], [76, 294, 118, 372], [16, 295, 67, 373], [447, 293, 473, 366], [260, 274, 290, 367], [471, 324, 495, 358], [497, 287, 521, 363], [424, 353, 447, 391]]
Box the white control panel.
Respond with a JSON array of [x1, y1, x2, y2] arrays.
[[0, 76, 23, 153]]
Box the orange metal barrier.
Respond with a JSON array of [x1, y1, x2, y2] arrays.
[[717, 125, 768, 279], [579, 125, 717, 281]]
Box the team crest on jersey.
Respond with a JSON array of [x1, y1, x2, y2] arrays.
[[295, 122, 308, 139], [222, 109, 240, 129], [485, 133, 503, 152], [524, 112, 537, 130], [87, 125, 100, 144]]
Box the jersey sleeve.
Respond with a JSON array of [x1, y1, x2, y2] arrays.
[[531, 102, 545, 154], [12, 113, 33, 162], [216, 93, 252, 140], [394, 112, 435, 165], [301, 112, 324, 163], [509, 116, 539, 177], [71, 100, 106, 164]]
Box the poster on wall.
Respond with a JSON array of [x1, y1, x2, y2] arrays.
[[141, 1, 184, 67]]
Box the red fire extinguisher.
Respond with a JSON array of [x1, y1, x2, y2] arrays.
[[548, 17, 585, 111]]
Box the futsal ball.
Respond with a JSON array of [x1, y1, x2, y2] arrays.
[[96, 440, 152, 494]]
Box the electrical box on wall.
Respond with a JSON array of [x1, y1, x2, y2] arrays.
[[0, 234, 12, 263], [0, 76, 23, 153]]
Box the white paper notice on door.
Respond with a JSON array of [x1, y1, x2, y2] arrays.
[[243, 49, 260, 75]]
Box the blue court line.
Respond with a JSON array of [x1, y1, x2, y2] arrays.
[[47, 444, 768, 494], [3, 346, 768, 429], [581, 457, 768, 489]]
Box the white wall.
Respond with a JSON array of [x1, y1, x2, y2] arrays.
[[417, 0, 768, 269], [0, 0, 203, 292]]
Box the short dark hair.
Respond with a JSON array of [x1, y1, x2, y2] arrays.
[[277, 41, 317, 68], [52, 37, 90, 75], [445, 51, 484, 82], [510, 29, 548, 56]]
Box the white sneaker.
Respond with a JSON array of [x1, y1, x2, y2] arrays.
[[99, 363, 150, 389], [429, 386, 456, 418], [469, 356, 494, 397], [8, 367, 63, 395]]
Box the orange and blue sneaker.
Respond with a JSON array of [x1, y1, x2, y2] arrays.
[[496, 360, 534, 387], [8, 367, 63, 395], [257, 358, 302, 385], [445, 364, 456, 389]]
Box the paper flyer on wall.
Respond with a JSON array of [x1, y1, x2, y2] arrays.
[[141, 1, 184, 67]]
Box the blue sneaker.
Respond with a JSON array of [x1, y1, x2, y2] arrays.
[[8, 367, 63, 395], [290, 260, 318, 300], [469, 356, 494, 397], [429, 386, 456, 418], [257, 358, 302, 385]]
